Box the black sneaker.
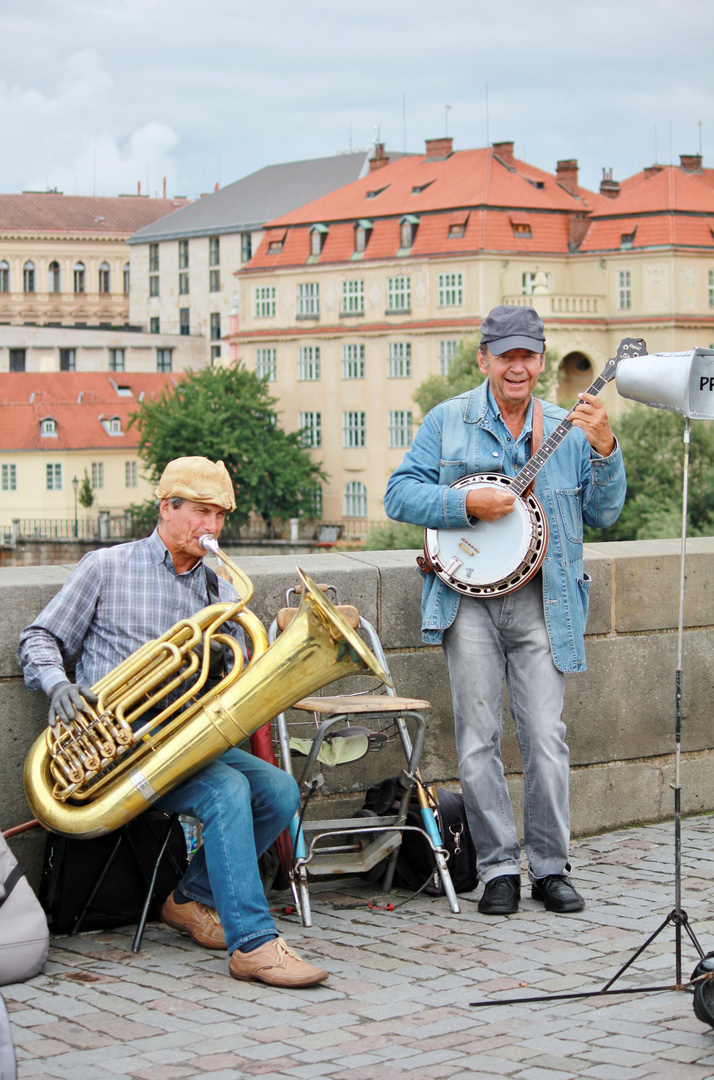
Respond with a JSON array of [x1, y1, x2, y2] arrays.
[[531, 874, 585, 912], [478, 875, 520, 915]]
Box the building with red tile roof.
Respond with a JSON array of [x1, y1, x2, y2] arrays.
[[0, 372, 181, 528], [225, 140, 714, 528]]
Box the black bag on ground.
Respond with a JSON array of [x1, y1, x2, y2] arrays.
[[39, 811, 187, 934], [357, 776, 477, 894]]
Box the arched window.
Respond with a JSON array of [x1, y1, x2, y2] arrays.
[[23, 261, 35, 293], [73, 262, 85, 293], [344, 480, 367, 518], [48, 261, 61, 293], [123, 262, 130, 294], [0, 261, 9, 292], [98, 262, 110, 294]]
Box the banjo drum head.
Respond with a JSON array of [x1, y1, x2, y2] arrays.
[[425, 475, 543, 595]]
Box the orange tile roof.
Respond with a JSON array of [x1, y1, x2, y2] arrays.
[[0, 373, 180, 450], [0, 193, 191, 236], [244, 146, 599, 269]]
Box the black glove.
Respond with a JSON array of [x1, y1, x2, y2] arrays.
[[48, 680, 99, 727], [194, 638, 226, 680]]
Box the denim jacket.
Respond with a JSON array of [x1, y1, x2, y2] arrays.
[[383, 381, 626, 673]]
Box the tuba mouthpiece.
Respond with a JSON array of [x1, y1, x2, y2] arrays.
[[199, 534, 219, 555]]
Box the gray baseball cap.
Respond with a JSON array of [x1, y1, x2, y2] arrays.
[[480, 305, 545, 355]]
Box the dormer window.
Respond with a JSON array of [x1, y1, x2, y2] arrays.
[[40, 417, 57, 437], [267, 230, 286, 254], [366, 185, 388, 199], [448, 213, 469, 239], [411, 181, 434, 195], [509, 212, 532, 238], [399, 215, 419, 251], [620, 229, 637, 250], [353, 219, 373, 254], [309, 224, 328, 258]]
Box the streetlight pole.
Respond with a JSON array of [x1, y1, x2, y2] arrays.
[[72, 475, 79, 538]]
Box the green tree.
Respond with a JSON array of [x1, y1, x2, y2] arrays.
[[584, 405, 714, 542], [366, 520, 424, 550], [413, 334, 559, 418], [78, 470, 94, 510], [129, 364, 326, 530]]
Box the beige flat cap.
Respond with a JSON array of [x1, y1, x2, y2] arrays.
[[155, 457, 236, 511]]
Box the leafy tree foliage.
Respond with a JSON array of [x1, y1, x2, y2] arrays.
[[129, 365, 326, 529], [413, 335, 559, 418], [366, 520, 424, 550], [78, 470, 94, 510], [586, 405, 714, 542]]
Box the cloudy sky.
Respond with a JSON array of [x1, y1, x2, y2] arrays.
[[1, 0, 712, 201]]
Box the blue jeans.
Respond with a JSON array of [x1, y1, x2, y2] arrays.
[[157, 747, 299, 953], [442, 575, 569, 884]]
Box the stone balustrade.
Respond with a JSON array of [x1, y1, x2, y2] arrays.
[[3, 539, 714, 885]]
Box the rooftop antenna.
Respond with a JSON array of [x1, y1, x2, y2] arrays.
[[372, 124, 381, 148], [485, 82, 490, 146], [445, 103, 452, 138]]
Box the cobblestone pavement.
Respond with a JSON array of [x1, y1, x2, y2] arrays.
[[4, 815, 714, 1080]]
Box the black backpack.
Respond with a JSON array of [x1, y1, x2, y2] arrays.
[[356, 776, 477, 895]]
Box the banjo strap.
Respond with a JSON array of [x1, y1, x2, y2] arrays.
[[416, 396, 545, 576]]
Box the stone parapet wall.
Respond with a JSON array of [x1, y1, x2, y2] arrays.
[[3, 539, 714, 885]]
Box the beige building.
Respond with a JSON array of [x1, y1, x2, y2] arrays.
[[228, 140, 714, 527], [127, 152, 377, 366], [0, 372, 178, 533]]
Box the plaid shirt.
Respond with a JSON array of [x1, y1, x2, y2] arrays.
[[18, 528, 243, 697]]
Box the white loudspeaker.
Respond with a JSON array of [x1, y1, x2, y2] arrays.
[[616, 348, 714, 420]]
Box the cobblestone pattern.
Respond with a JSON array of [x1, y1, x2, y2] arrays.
[[4, 816, 714, 1080]]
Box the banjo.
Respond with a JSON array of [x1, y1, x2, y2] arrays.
[[422, 337, 647, 597]]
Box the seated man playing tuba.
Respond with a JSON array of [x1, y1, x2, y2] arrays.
[[18, 456, 328, 988]]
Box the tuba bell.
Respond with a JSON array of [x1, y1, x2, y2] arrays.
[[24, 541, 391, 839]]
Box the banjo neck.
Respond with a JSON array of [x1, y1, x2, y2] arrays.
[[510, 338, 646, 498]]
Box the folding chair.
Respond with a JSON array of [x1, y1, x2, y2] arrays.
[[267, 582, 460, 927]]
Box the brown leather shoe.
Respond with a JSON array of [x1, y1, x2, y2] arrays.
[[229, 938, 328, 987], [161, 893, 226, 950]]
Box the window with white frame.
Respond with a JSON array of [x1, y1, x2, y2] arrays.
[[179, 272, 189, 295], [150, 317, 160, 334], [48, 261, 61, 293], [439, 340, 458, 376], [91, 462, 104, 489], [46, 463, 62, 490], [387, 275, 411, 311], [618, 269, 632, 310], [157, 348, 173, 372], [73, 262, 85, 293], [209, 269, 220, 292], [23, 261, 35, 293], [109, 348, 125, 372], [298, 346, 320, 381], [149, 244, 159, 272], [0, 261, 9, 291], [709, 269, 714, 308], [437, 272, 463, 307], [344, 480, 367, 517], [59, 348, 75, 372], [210, 312, 221, 341], [255, 347, 277, 381], [209, 236, 220, 266], [254, 285, 276, 318], [40, 418, 57, 437], [149, 274, 159, 297], [123, 262, 130, 294], [210, 345, 221, 365], [342, 411, 366, 448], [298, 411, 322, 448], [2, 464, 17, 491], [179, 308, 190, 335], [297, 282, 320, 317], [9, 349, 25, 372], [98, 262, 111, 294], [241, 233, 252, 262], [387, 342, 412, 378], [341, 280, 364, 314], [388, 410, 413, 448], [522, 271, 551, 295], [342, 343, 365, 379], [125, 460, 138, 488], [178, 240, 189, 269], [310, 225, 328, 256]]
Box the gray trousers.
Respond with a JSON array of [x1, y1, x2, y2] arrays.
[[442, 575, 570, 883]]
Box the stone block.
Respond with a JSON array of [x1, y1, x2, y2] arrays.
[[586, 536, 714, 632], [569, 759, 663, 835], [0, 677, 47, 830], [0, 565, 74, 678], [583, 547, 613, 635], [346, 549, 425, 649]]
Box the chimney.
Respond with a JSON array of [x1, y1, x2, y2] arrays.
[[680, 153, 702, 172], [556, 159, 579, 196], [599, 167, 620, 199], [492, 141, 514, 167], [163, 176, 167, 198], [369, 142, 389, 172], [214, 181, 220, 191], [137, 180, 141, 196], [644, 164, 665, 181], [424, 136, 453, 159]]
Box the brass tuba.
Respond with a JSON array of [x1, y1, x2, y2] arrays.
[[24, 539, 391, 839]]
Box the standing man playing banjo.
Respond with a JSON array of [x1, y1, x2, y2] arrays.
[[384, 306, 627, 915]]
